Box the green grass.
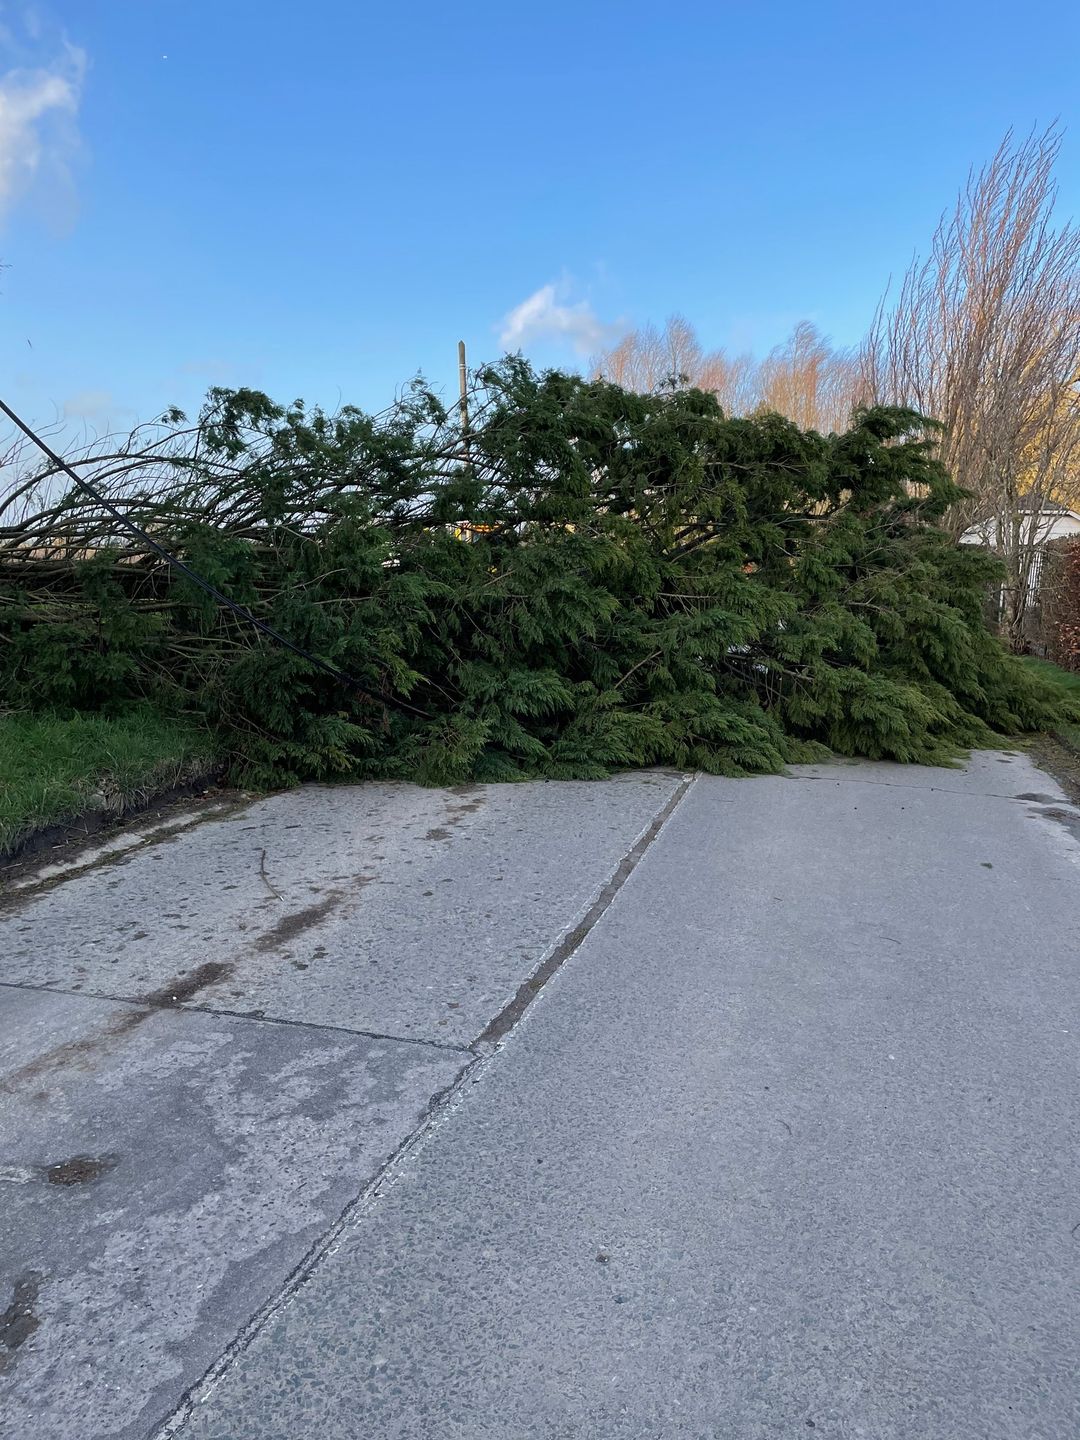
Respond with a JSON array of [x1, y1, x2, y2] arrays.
[[0, 709, 217, 857], [1022, 655, 1080, 695], [1021, 657, 1080, 749]]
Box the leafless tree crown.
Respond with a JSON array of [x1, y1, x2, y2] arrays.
[[592, 316, 864, 435], [864, 126, 1080, 645]]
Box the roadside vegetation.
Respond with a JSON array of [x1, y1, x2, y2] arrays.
[[1, 364, 1074, 802], [3, 128, 1077, 842], [0, 708, 215, 856], [1021, 656, 1080, 750], [596, 127, 1080, 655], [1022, 656, 1080, 695]]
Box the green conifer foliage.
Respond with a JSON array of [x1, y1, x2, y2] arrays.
[[1, 361, 1070, 786]]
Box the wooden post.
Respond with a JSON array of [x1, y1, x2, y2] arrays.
[[458, 340, 469, 448], [458, 341, 472, 539]]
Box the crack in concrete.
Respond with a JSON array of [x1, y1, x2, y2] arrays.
[[150, 773, 696, 1440], [477, 775, 696, 1046], [0, 979, 474, 1057], [152, 1051, 482, 1439]]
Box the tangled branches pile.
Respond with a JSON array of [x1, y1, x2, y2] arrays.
[[0, 360, 1067, 786]]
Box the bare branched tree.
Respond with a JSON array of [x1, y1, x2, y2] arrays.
[[594, 315, 745, 401], [592, 316, 861, 432], [865, 126, 1080, 649], [757, 321, 865, 434]]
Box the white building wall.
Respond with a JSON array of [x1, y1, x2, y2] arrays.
[[960, 511, 1080, 547]]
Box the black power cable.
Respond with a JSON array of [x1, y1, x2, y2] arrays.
[[0, 396, 429, 718]]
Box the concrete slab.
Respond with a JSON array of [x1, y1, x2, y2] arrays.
[[0, 774, 683, 1046], [0, 987, 466, 1440], [168, 754, 1080, 1440], [4, 797, 242, 893]]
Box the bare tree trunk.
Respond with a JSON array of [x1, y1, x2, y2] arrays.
[[1003, 557, 1027, 652]]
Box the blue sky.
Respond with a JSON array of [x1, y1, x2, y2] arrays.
[[2, 0, 1080, 439]]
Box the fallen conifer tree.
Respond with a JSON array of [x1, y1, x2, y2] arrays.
[[0, 359, 1070, 786]]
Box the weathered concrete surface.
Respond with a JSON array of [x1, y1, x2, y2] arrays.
[[1, 773, 682, 1045], [0, 988, 467, 1440], [167, 752, 1080, 1440], [0, 770, 683, 1439]]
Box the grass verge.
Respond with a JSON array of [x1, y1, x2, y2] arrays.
[[0, 709, 217, 858], [1021, 657, 1080, 752]]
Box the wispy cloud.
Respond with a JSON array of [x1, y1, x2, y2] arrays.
[[63, 388, 133, 423], [0, 32, 85, 227], [499, 282, 619, 356], [177, 358, 241, 384]]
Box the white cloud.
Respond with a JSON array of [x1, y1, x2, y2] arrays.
[[0, 40, 85, 226], [499, 282, 619, 356]]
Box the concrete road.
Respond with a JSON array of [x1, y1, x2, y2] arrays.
[[3, 754, 1080, 1438]]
